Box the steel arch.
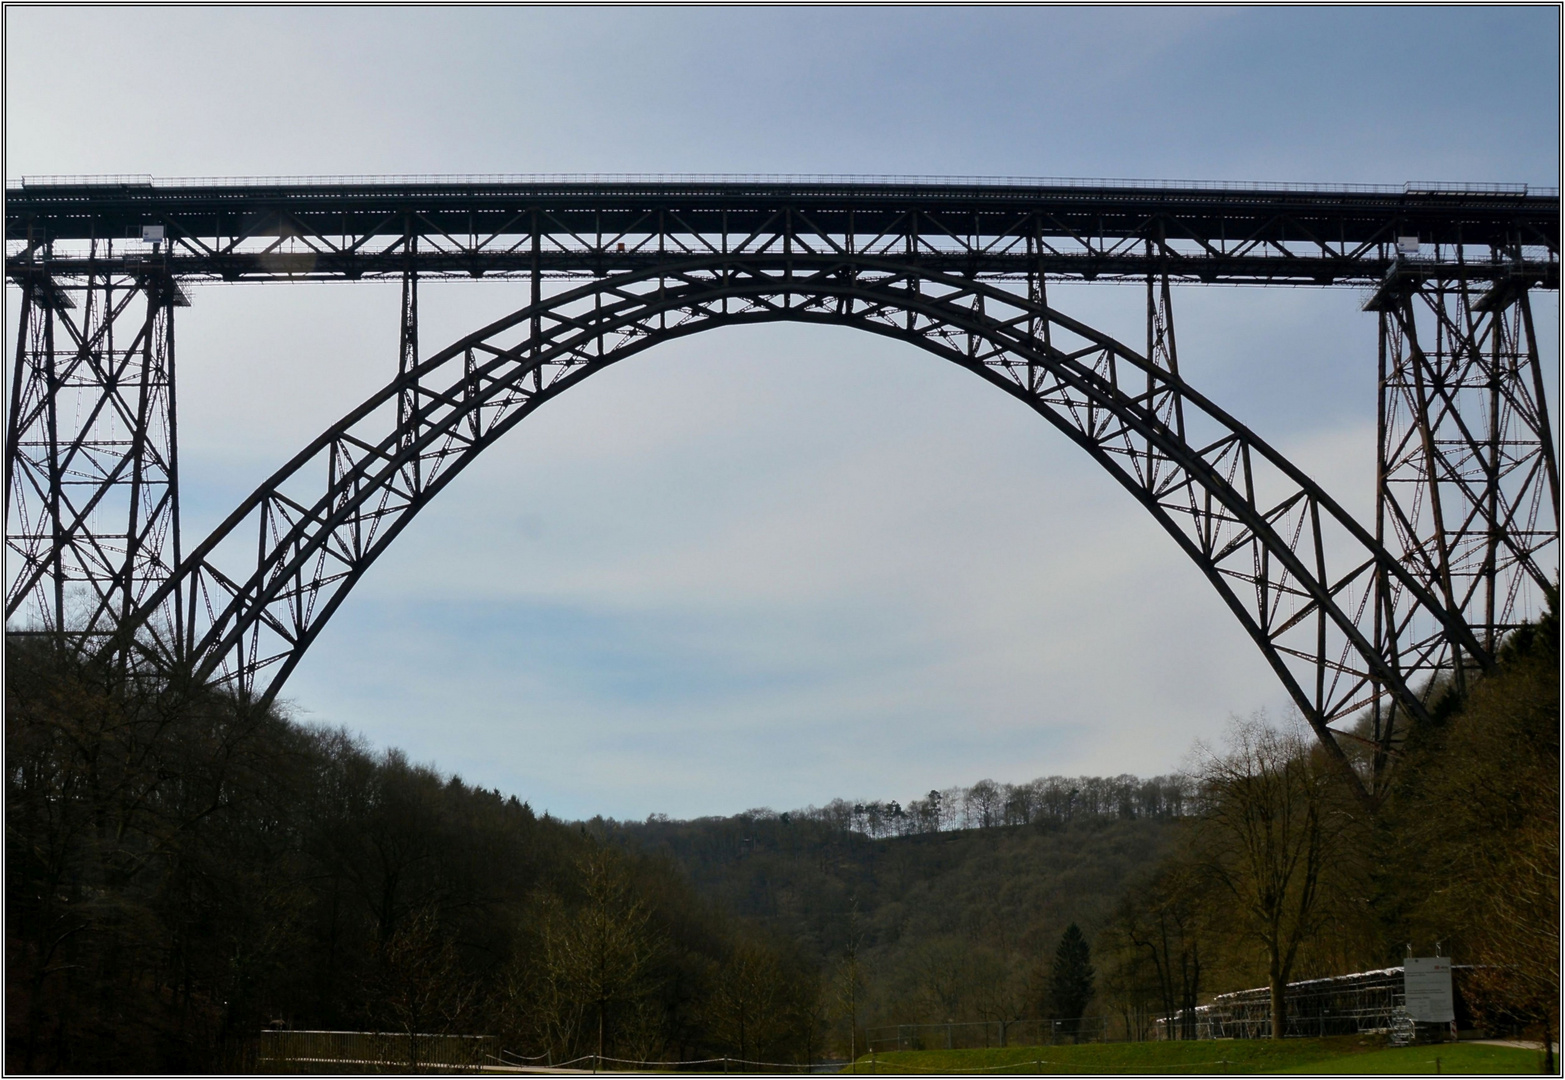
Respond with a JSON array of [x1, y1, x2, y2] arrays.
[[120, 255, 1490, 798]]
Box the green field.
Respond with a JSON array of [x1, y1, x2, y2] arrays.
[[1268, 1043, 1546, 1074], [842, 1038, 1546, 1075]]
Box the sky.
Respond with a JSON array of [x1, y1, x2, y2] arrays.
[[5, 6, 1560, 820]]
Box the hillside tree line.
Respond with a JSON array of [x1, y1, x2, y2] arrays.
[[749, 773, 1195, 840]]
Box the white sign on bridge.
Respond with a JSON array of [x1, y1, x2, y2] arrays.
[[1404, 957, 1455, 1023]]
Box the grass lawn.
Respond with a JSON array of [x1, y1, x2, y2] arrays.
[[842, 1037, 1545, 1075], [1268, 1043, 1545, 1074]]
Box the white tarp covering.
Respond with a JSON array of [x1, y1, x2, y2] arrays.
[[1404, 957, 1455, 1023]]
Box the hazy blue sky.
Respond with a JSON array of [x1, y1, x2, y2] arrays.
[[6, 7, 1560, 819]]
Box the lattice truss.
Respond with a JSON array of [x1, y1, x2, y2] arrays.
[[99, 252, 1488, 794], [5, 268, 184, 647], [22, 192, 1555, 285], [1374, 279, 1559, 694], [65, 197, 1355, 278]]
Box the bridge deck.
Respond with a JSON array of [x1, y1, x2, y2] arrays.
[[6, 176, 1558, 287]]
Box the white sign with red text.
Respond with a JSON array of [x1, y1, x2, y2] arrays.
[[1404, 957, 1455, 1023]]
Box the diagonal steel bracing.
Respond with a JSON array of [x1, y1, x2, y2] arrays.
[[5, 261, 185, 656], [1366, 275, 1559, 762]]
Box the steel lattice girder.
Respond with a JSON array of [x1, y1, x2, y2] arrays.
[[6, 178, 1558, 287], [4, 269, 184, 650], [1373, 280, 1559, 660], [103, 255, 1500, 801]]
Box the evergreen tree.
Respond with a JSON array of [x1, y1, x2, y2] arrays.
[[1049, 923, 1095, 1037]]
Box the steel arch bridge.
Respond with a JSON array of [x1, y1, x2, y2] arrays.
[[6, 175, 1560, 800]]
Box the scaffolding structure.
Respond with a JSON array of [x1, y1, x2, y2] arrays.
[[255, 1029, 495, 1073], [1157, 965, 1472, 1041]]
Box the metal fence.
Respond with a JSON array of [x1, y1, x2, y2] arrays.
[[867, 1016, 1110, 1053], [257, 1029, 495, 1073], [496, 1049, 845, 1073]]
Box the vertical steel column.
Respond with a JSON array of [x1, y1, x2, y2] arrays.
[[162, 286, 184, 660], [1517, 291, 1562, 512], [398, 220, 420, 491], [1374, 272, 1558, 703], [1144, 235, 1185, 488], [4, 271, 62, 632], [1026, 222, 1050, 394], [1371, 311, 1399, 769], [530, 210, 542, 390], [115, 274, 182, 662], [777, 206, 794, 315]]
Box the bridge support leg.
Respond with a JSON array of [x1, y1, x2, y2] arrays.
[[399, 231, 421, 491], [1371, 276, 1558, 764], [5, 264, 185, 659], [1145, 265, 1186, 438]]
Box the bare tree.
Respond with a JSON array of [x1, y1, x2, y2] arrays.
[[834, 902, 864, 1067], [1192, 719, 1351, 1039], [711, 942, 782, 1062], [907, 936, 970, 1023], [965, 781, 1003, 830], [367, 907, 475, 1068], [533, 850, 660, 1066], [1113, 859, 1205, 1039]]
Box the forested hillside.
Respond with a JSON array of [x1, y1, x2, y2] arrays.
[[595, 779, 1191, 1032]]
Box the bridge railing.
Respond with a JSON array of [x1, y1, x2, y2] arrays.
[[8, 172, 1555, 197]]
